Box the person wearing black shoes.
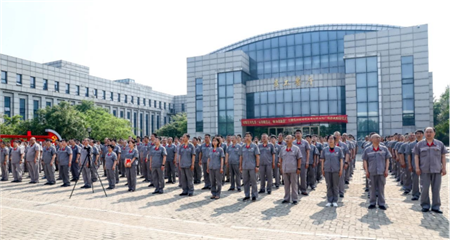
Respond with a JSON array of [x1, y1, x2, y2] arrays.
[[26, 137, 40, 184], [104, 145, 117, 189], [408, 130, 423, 201], [292, 129, 310, 196], [124, 140, 139, 192], [10, 141, 24, 183], [270, 135, 282, 189], [199, 134, 212, 190], [305, 135, 319, 191], [190, 137, 201, 184], [257, 134, 275, 195], [363, 134, 391, 210], [178, 134, 196, 197], [110, 139, 121, 185], [414, 127, 447, 214], [42, 139, 56, 185], [240, 132, 260, 202], [207, 137, 224, 200], [149, 137, 167, 194], [0, 141, 10, 181], [56, 140, 73, 187], [227, 135, 242, 192], [279, 135, 302, 205], [79, 139, 93, 189]]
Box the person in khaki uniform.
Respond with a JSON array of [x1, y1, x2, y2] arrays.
[[279, 135, 302, 205], [414, 127, 448, 214]]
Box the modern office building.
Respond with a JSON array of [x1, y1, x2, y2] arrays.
[[0, 54, 187, 136], [187, 24, 433, 140]]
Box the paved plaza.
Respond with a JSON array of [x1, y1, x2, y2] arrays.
[[1, 159, 449, 240]]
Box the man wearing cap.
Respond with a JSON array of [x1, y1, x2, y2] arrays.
[[42, 139, 56, 185], [258, 133, 275, 195], [279, 135, 302, 205], [293, 129, 310, 196], [240, 132, 260, 202], [26, 137, 40, 184], [414, 127, 448, 213]]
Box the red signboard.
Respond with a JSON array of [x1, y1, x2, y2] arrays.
[[241, 115, 348, 127], [0, 129, 62, 147]]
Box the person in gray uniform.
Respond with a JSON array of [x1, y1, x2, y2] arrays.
[[164, 137, 177, 184], [292, 129, 310, 196], [42, 139, 56, 185], [321, 135, 344, 207], [57, 140, 73, 187], [101, 138, 110, 177], [414, 127, 448, 214], [191, 137, 202, 184], [0, 141, 9, 181], [124, 140, 139, 192], [150, 137, 167, 194], [199, 134, 212, 190], [408, 129, 423, 201], [342, 133, 354, 185], [10, 141, 24, 182], [119, 140, 128, 178], [26, 137, 40, 184], [334, 132, 349, 198], [79, 139, 93, 189], [399, 134, 414, 194], [305, 135, 319, 190], [363, 134, 391, 210], [279, 135, 302, 205], [227, 135, 242, 191], [313, 135, 323, 183], [89, 140, 100, 182], [139, 136, 151, 182], [111, 139, 121, 184], [258, 134, 275, 194], [69, 139, 81, 181], [178, 133, 196, 196], [207, 137, 225, 199], [270, 135, 282, 189], [240, 132, 260, 202], [104, 145, 117, 189]]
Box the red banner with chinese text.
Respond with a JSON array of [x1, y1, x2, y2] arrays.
[[241, 115, 348, 126]]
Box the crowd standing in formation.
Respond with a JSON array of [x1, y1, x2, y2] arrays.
[[0, 127, 446, 212]]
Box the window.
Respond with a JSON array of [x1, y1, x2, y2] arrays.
[[146, 114, 149, 136], [125, 95, 128, 103], [140, 113, 143, 135], [143, 98, 146, 106], [195, 78, 203, 132], [127, 111, 131, 120], [102, 90, 106, 100], [148, 99, 151, 106], [46, 102, 52, 107], [402, 56, 415, 126], [94, 89, 97, 98], [181, 103, 185, 112], [164, 116, 167, 125], [157, 115, 160, 130], [159, 101, 161, 109], [19, 98, 26, 120], [134, 112, 137, 135], [75, 85, 80, 95], [164, 102, 166, 109], [65, 84, 70, 94], [118, 93, 121, 102], [218, 72, 236, 135], [120, 111, 124, 118], [110, 92, 113, 101], [85, 87, 89, 97], [113, 110, 117, 117], [131, 96, 134, 104], [154, 100, 157, 108], [151, 115, 154, 132], [30, 76, 36, 88], [137, 97, 140, 106], [16, 74, 22, 85], [43, 79, 48, 90], [4, 96, 11, 117], [1, 71, 6, 84], [54, 81, 59, 92], [33, 100, 39, 118]]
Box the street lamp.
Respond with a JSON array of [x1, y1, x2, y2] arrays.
[[87, 128, 92, 138]]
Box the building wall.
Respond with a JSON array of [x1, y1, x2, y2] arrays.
[[343, 24, 432, 136], [0, 54, 186, 137]]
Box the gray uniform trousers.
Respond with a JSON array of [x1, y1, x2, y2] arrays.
[[411, 171, 421, 198], [273, 164, 281, 187], [369, 174, 386, 206], [283, 172, 298, 202], [106, 169, 115, 188], [12, 163, 22, 182], [345, 161, 352, 182], [139, 159, 145, 177], [43, 163, 55, 183], [229, 164, 241, 190], [28, 161, 39, 183], [166, 160, 177, 183], [180, 167, 194, 194], [119, 158, 126, 177], [339, 168, 347, 195], [307, 165, 316, 188], [396, 161, 401, 180], [243, 169, 258, 198], [141, 159, 149, 181], [90, 161, 98, 182], [60, 165, 70, 185], [145, 161, 152, 183], [420, 173, 441, 210], [82, 165, 92, 187], [316, 161, 322, 181], [202, 162, 211, 188], [325, 172, 340, 203], [114, 164, 120, 183], [71, 160, 79, 180], [403, 168, 412, 191], [259, 164, 273, 192], [58, 162, 62, 179], [152, 168, 165, 191], [298, 163, 307, 193], [125, 165, 137, 191], [209, 169, 222, 197], [1, 163, 8, 180]]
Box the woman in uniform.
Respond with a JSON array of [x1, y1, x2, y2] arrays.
[[207, 137, 224, 199], [320, 135, 344, 207], [105, 145, 117, 189], [124, 140, 139, 192]]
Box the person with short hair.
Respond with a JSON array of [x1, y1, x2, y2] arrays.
[[124, 140, 139, 192], [57, 140, 73, 187], [26, 137, 40, 184], [279, 135, 302, 205], [0, 141, 10, 181], [178, 134, 196, 196], [105, 145, 117, 189], [199, 134, 212, 190], [150, 137, 167, 194], [321, 135, 344, 207], [240, 132, 260, 202], [293, 129, 310, 196], [207, 137, 225, 199], [42, 139, 56, 185]]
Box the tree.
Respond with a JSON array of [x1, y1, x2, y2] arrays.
[[434, 86, 449, 145], [156, 113, 187, 138]]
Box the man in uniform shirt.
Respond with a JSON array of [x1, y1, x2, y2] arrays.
[[240, 132, 260, 202], [415, 127, 448, 213], [292, 129, 310, 196], [408, 130, 423, 201], [277, 133, 286, 147], [42, 139, 56, 185], [57, 140, 73, 187], [178, 133, 196, 196], [26, 137, 41, 184], [135, 136, 142, 175], [227, 135, 242, 191], [279, 135, 302, 205], [139, 136, 151, 182], [79, 138, 93, 189], [334, 132, 349, 198], [305, 135, 319, 190], [69, 139, 81, 182], [399, 133, 414, 194], [258, 134, 275, 194], [271, 135, 282, 189], [342, 133, 354, 185], [149, 137, 167, 194], [147, 133, 158, 187], [111, 139, 121, 184], [89, 140, 100, 182], [313, 135, 323, 183], [199, 134, 212, 190], [119, 139, 128, 178], [393, 135, 404, 182], [164, 137, 178, 184], [0, 141, 9, 181], [10, 141, 24, 182], [237, 134, 243, 146], [191, 137, 201, 184]]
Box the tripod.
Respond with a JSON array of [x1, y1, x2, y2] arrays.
[[69, 148, 107, 199]]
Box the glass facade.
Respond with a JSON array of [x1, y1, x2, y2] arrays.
[[55, 81, 59, 92], [16, 74, 22, 84], [246, 86, 345, 119], [19, 98, 26, 120], [43, 79, 48, 90], [30, 76, 36, 88], [346, 56, 379, 139], [33, 100, 39, 118], [1, 71, 6, 84], [229, 30, 373, 79], [195, 78, 203, 132], [401, 56, 415, 126], [65, 84, 70, 94], [4, 96, 11, 117], [217, 71, 244, 136]]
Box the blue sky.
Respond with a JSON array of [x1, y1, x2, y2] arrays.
[[1, 0, 448, 98]]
